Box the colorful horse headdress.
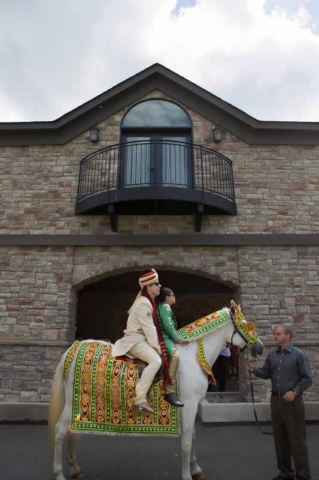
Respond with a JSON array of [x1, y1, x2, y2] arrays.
[[231, 302, 259, 345]]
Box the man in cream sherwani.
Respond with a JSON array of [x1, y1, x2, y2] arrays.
[[112, 269, 162, 414]]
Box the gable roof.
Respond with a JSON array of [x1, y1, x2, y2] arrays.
[[1, 63, 319, 146]]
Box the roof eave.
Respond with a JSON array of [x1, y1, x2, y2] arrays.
[[1, 63, 319, 146]]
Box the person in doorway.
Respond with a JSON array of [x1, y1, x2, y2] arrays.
[[245, 324, 312, 480], [229, 343, 239, 377], [157, 287, 188, 407], [213, 343, 231, 392], [112, 269, 171, 414]]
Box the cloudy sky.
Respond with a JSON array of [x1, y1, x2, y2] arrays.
[[1, 0, 319, 122]]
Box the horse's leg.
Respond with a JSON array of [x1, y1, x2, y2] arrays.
[[53, 413, 68, 480], [181, 401, 198, 480], [53, 400, 73, 480], [67, 432, 83, 478], [190, 424, 206, 480]]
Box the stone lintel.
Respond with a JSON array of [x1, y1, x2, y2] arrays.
[[1, 234, 319, 246]]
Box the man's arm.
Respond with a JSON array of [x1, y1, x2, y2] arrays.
[[159, 304, 179, 342], [138, 302, 161, 354], [293, 353, 313, 395], [245, 354, 271, 379]]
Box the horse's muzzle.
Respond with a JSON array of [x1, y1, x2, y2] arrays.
[[249, 340, 264, 358]]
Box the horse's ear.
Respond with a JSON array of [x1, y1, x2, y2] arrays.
[[230, 299, 238, 308], [230, 299, 237, 315]]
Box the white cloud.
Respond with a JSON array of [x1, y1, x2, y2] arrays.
[[1, 0, 319, 122]]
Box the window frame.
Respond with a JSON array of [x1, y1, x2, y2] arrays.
[[120, 99, 194, 189]]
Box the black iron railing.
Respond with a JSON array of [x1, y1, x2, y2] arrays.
[[76, 140, 235, 204]]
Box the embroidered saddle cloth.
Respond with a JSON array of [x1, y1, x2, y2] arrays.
[[178, 308, 229, 341], [66, 341, 179, 437]]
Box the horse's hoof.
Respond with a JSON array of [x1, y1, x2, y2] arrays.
[[70, 470, 84, 478], [192, 471, 206, 480]]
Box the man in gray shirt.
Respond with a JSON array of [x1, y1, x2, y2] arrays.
[[246, 324, 312, 480]]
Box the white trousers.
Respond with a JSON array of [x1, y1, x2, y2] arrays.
[[129, 341, 162, 404]]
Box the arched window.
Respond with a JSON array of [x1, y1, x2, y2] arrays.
[[122, 99, 192, 128], [121, 99, 192, 188]]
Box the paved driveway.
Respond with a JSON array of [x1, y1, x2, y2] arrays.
[[0, 422, 318, 480]]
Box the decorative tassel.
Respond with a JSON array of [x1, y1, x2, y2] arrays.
[[197, 338, 216, 384]]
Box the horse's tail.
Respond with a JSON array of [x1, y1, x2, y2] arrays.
[[48, 354, 65, 454]]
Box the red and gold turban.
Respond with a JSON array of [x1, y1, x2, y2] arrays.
[[138, 269, 159, 288], [128, 269, 159, 313]]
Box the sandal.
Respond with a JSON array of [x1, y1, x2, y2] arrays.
[[134, 401, 154, 414]]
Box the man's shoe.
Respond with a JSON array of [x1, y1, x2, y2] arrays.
[[134, 401, 154, 414], [164, 393, 184, 407]]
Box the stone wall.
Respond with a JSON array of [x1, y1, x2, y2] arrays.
[[0, 345, 65, 403], [71, 245, 239, 289], [239, 245, 319, 342], [1, 88, 319, 407], [0, 246, 76, 343], [1, 244, 318, 403], [1, 90, 319, 235]]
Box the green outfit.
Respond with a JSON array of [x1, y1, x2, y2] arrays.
[[157, 302, 183, 404], [157, 303, 179, 357]]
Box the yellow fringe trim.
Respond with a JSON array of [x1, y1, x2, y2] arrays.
[[197, 338, 216, 384]]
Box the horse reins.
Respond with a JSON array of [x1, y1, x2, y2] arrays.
[[248, 368, 273, 436], [230, 310, 273, 435]]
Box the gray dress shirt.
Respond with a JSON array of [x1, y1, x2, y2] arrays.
[[253, 344, 312, 395]]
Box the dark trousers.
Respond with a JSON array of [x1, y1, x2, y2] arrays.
[[213, 355, 228, 392], [271, 394, 311, 480]]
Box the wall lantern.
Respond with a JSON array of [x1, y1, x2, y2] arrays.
[[89, 125, 100, 143], [212, 125, 222, 143]]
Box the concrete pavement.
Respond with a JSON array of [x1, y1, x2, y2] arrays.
[[0, 422, 318, 480]]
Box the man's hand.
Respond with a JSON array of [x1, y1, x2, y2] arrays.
[[178, 339, 189, 346], [283, 390, 296, 402], [245, 360, 254, 372]]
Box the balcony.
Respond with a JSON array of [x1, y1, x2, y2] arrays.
[[76, 140, 236, 232]]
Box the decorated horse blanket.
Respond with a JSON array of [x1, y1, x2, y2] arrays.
[[65, 341, 179, 437], [64, 309, 231, 436], [178, 308, 229, 340]]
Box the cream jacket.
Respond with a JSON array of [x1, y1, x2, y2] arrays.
[[112, 296, 161, 357]]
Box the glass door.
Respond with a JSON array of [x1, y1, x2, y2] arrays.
[[121, 133, 191, 188], [121, 135, 152, 187], [160, 135, 190, 187]]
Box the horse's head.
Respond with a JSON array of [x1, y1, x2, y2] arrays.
[[227, 300, 264, 358]]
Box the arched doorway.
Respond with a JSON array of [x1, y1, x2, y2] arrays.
[[75, 268, 240, 394], [76, 269, 235, 340]]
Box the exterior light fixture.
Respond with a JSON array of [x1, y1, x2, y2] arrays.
[[89, 125, 99, 143], [213, 125, 222, 143]]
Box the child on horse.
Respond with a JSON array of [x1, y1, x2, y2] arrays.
[[157, 287, 188, 408]]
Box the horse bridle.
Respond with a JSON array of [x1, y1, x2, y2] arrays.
[[229, 310, 249, 353]]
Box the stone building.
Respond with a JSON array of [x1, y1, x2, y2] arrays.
[[0, 64, 318, 420]]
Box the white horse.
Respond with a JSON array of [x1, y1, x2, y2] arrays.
[[49, 302, 264, 480]]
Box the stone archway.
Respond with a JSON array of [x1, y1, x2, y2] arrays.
[[75, 266, 241, 395]]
